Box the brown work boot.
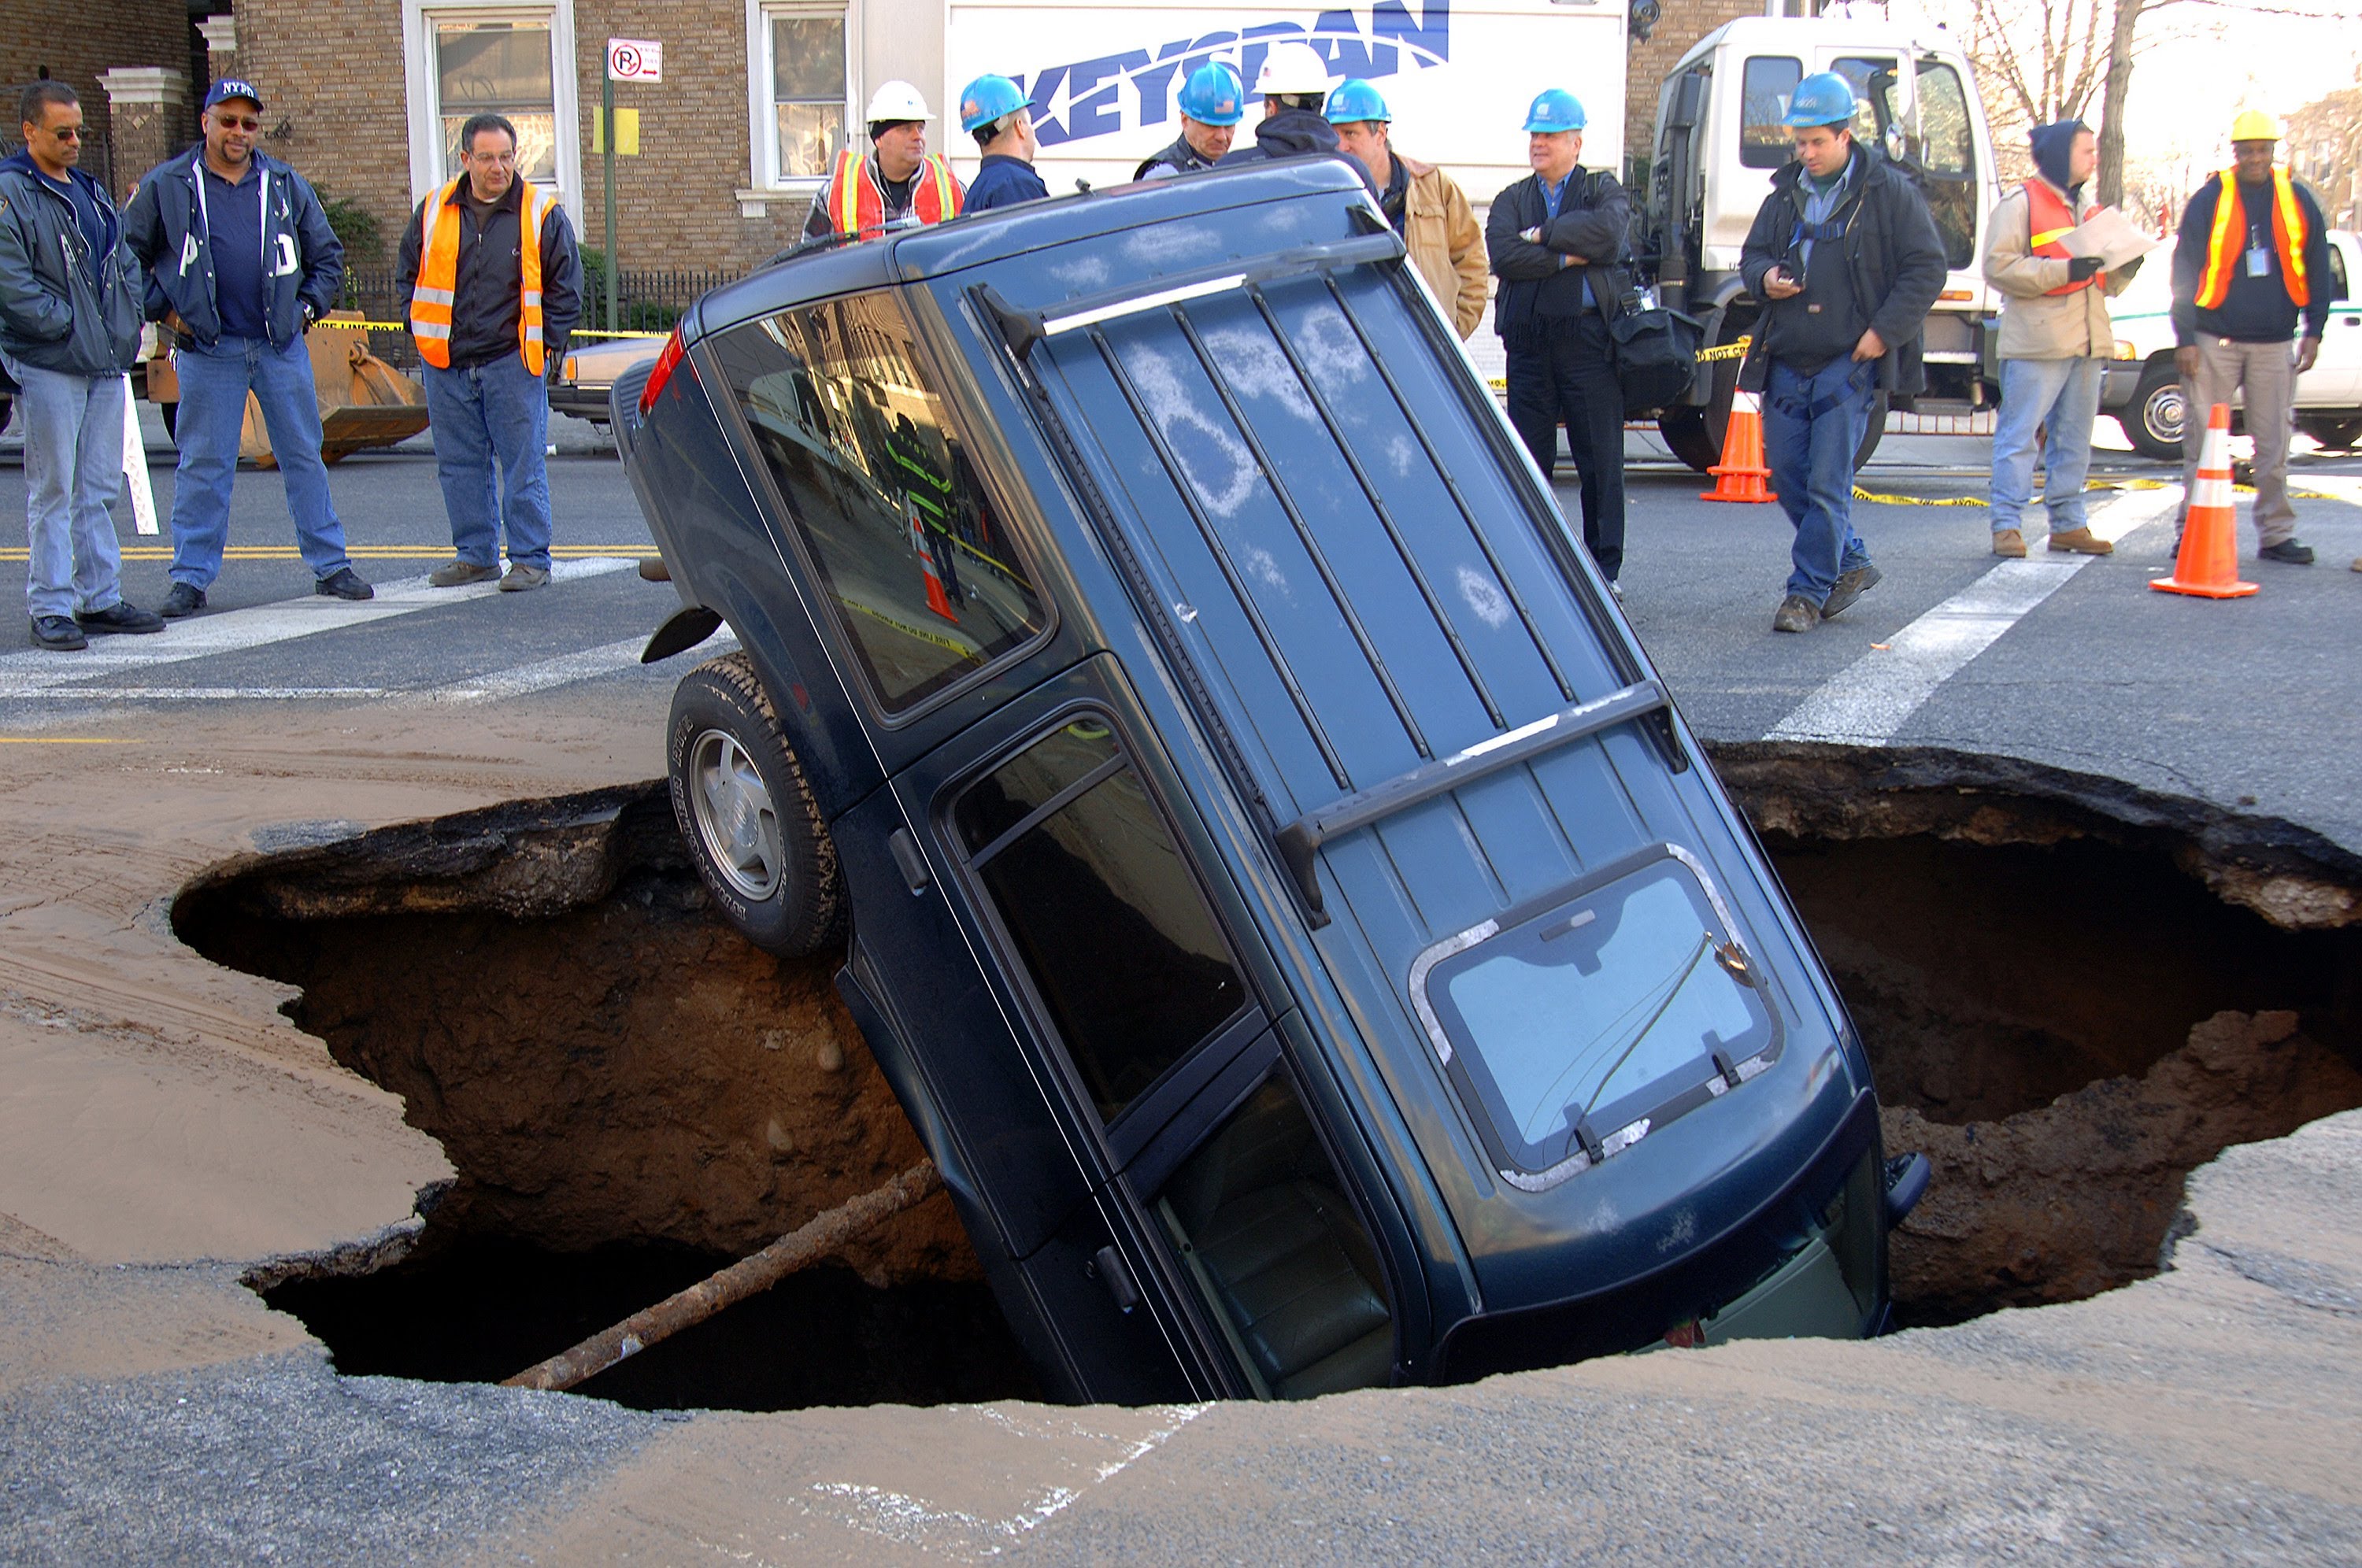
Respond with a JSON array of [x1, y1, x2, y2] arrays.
[[2046, 527, 2113, 556], [1772, 594, 1820, 634], [1991, 528, 2027, 558], [428, 559, 500, 588]]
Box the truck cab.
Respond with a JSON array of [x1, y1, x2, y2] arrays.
[[616, 160, 1923, 1403], [1642, 16, 2002, 471]]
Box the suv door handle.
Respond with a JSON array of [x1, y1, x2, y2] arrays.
[[1090, 1244, 1142, 1314]]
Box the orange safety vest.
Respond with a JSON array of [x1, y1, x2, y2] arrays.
[[2023, 179, 2098, 295], [825, 149, 963, 239], [2194, 166, 2309, 311], [408, 176, 553, 374]]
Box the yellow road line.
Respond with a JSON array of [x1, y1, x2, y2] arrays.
[[0, 546, 658, 562], [0, 737, 135, 744]]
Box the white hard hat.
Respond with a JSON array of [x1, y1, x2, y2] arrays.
[[1255, 42, 1331, 98], [864, 80, 933, 123]]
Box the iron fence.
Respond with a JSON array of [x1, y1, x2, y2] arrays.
[[331, 264, 743, 369]]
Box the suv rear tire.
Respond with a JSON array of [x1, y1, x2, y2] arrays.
[[1658, 349, 1886, 473], [2118, 360, 2186, 461], [667, 651, 842, 956]]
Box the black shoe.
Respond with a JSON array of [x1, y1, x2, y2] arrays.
[[2257, 540, 2316, 566], [157, 582, 206, 619], [1821, 563, 1883, 619], [76, 600, 165, 635], [30, 615, 87, 651], [316, 567, 376, 601]]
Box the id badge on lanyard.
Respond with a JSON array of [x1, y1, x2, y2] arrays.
[[2246, 224, 2271, 279]]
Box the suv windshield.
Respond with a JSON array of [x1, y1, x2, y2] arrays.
[[1414, 850, 1777, 1188]]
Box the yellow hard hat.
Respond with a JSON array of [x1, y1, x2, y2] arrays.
[[2230, 109, 2280, 142]]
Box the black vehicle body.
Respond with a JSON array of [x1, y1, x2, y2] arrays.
[[616, 160, 1916, 1403]]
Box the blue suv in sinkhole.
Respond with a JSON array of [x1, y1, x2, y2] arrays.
[[613, 158, 1927, 1403]]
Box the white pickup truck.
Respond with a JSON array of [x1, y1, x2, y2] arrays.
[[2103, 228, 2362, 459]]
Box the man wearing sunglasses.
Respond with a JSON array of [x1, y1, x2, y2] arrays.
[[124, 77, 372, 617]]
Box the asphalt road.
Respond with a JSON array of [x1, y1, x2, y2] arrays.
[[3, 407, 2356, 847]]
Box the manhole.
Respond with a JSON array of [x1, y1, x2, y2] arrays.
[[169, 748, 2362, 1407]]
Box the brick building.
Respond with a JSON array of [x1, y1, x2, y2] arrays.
[[194, 0, 1782, 289], [0, 0, 200, 198]]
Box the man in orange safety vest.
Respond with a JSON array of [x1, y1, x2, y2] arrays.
[[398, 112, 582, 593], [2169, 109, 2333, 565], [802, 81, 965, 242]]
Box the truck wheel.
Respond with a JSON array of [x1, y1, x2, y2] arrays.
[[2117, 361, 2185, 462], [1660, 361, 1885, 472], [667, 650, 842, 956], [2298, 416, 2362, 451]]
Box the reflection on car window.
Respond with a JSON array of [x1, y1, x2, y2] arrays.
[[1740, 57, 1802, 169], [1423, 856, 1775, 1174], [1153, 1077, 1393, 1399], [957, 717, 1246, 1120], [711, 292, 1045, 711]]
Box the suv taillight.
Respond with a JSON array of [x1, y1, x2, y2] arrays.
[[639, 324, 687, 416]]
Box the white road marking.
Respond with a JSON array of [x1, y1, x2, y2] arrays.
[[422, 633, 739, 704], [1768, 484, 2183, 745], [0, 558, 636, 697]]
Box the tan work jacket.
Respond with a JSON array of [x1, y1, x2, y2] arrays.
[[1982, 177, 2137, 360], [1399, 154, 1488, 340]]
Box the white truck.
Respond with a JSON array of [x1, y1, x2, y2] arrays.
[[947, 0, 1628, 201], [2101, 228, 2362, 460], [1637, 14, 2004, 470]]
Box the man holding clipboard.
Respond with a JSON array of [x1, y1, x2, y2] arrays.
[[1980, 120, 2150, 559]]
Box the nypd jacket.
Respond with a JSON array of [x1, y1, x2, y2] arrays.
[[0, 151, 142, 376], [123, 147, 342, 349], [1738, 143, 1946, 395]]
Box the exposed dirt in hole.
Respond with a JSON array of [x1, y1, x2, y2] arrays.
[[169, 742, 2362, 1405]]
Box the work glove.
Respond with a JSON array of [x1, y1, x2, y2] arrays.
[[2067, 256, 2105, 283]]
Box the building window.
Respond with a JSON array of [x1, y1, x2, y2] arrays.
[[434, 17, 557, 183], [750, 2, 851, 187], [402, 0, 580, 215]]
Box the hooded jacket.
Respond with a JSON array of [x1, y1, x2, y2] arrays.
[[1215, 109, 1378, 194], [1738, 141, 1947, 395], [0, 150, 141, 375], [1982, 124, 2135, 361], [123, 146, 342, 349]]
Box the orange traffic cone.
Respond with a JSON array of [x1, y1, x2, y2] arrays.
[[2151, 403, 2257, 599], [1701, 390, 1774, 503], [910, 505, 960, 622]]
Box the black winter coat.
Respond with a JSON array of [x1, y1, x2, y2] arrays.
[[1487, 168, 1631, 344], [1738, 144, 1946, 395], [0, 153, 142, 375]]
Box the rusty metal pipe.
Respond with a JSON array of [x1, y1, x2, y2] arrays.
[[501, 1159, 942, 1394]]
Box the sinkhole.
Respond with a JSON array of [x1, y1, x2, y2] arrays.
[[170, 746, 2362, 1409]]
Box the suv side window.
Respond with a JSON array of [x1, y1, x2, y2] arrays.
[[954, 715, 1249, 1121], [1150, 1076, 1394, 1399], [710, 291, 1047, 712]]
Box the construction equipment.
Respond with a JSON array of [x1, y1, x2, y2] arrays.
[[140, 311, 431, 469]]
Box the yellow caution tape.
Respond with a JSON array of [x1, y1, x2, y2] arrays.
[[1694, 335, 1753, 363]]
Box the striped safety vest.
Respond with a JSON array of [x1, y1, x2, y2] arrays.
[[2194, 166, 2309, 311], [408, 176, 553, 373], [826, 149, 962, 239], [2023, 179, 2099, 296]]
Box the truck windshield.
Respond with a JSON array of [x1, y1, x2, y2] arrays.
[[1419, 854, 1775, 1178]]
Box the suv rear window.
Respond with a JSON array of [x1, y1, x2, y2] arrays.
[[956, 715, 1248, 1121], [1412, 849, 1779, 1189], [710, 291, 1046, 712]]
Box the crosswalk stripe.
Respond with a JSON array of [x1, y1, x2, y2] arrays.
[[0, 558, 637, 696], [1767, 486, 2182, 745], [423, 633, 738, 704], [0, 545, 658, 562]]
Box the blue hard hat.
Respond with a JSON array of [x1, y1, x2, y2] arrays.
[[1176, 61, 1244, 126], [1522, 88, 1586, 134], [1783, 72, 1857, 129], [1325, 78, 1390, 125], [957, 73, 1028, 133]]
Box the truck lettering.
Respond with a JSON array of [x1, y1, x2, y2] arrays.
[[1009, 1, 1449, 150]]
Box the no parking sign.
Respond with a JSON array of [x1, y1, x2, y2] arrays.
[[606, 39, 661, 82]]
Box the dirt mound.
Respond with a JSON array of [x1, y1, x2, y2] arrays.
[[1887, 1010, 2362, 1321]]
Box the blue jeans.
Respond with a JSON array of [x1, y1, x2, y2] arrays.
[[1990, 357, 2103, 534], [422, 355, 552, 571], [168, 334, 352, 588], [1762, 357, 1875, 602], [3, 355, 127, 619]]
